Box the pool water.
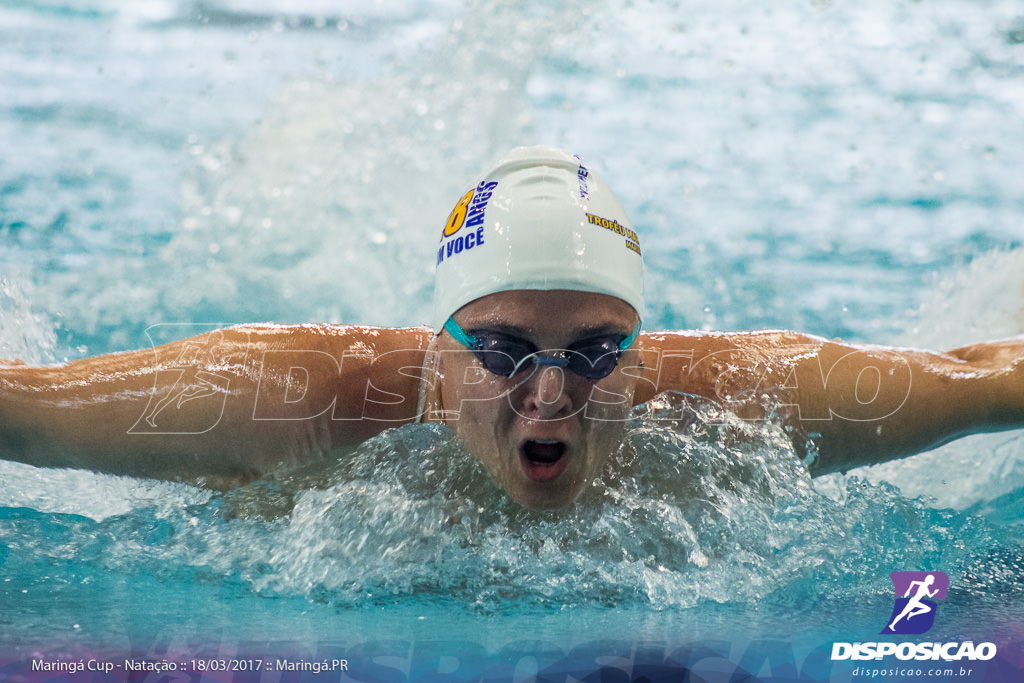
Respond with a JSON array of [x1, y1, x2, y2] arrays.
[[1, 0, 1023, 680]]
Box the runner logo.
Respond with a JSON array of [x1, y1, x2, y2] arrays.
[[832, 570, 996, 663], [881, 571, 949, 635]]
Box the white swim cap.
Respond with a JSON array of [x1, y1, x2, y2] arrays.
[[432, 145, 644, 332]]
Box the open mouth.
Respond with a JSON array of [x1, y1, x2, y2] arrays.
[[519, 439, 569, 482]]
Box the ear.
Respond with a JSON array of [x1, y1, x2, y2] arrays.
[[417, 335, 447, 424]]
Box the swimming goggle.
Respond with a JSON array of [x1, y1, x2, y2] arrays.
[[443, 317, 641, 380]]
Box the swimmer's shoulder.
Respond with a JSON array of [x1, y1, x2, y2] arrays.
[[634, 329, 816, 402], [639, 328, 814, 355], [241, 321, 433, 398], [227, 323, 434, 440], [227, 322, 433, 356]]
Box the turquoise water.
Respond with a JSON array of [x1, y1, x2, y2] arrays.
[[1, 0, 1024, 680]]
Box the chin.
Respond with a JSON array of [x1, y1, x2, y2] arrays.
[[506, 466, 590, 510]]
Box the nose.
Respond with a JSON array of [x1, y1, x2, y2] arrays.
[[520, 364, 573, 419]]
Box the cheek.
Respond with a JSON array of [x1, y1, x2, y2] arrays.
[[583, 375, 637, 422], [453, 378, 508, 419], [441, 370, 512, 442], [442, 361, 508, 404], [583, 413, 628, 456]]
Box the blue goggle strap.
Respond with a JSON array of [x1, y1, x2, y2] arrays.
[[619, 320, 642, 350], [444, 317, 478, 349]]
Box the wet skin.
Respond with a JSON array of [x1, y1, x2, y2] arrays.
[[433, 290, 642, 509], [2, 297, 1021, 505]]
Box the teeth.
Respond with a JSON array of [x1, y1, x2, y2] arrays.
[[532, 439, 560, 444]]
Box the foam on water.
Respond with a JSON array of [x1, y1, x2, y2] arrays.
[[156, 2, 581, 331], [2, 392, 1020, 647], [0, 278, 57, 364]]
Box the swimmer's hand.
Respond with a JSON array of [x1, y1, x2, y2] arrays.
[[948, 336, 1024, 371], [945, 335, 1024, 425]]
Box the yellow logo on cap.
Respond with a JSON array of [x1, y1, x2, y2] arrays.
[[442, 189, 475, 239], [441, 181, 498, 241]]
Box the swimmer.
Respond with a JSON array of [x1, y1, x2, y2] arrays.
[[1, 146, 1022, 508]]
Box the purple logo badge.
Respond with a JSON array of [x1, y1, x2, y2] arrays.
[[881, 571, 949, 635]]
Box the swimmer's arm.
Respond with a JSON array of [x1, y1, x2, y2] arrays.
[[634, 331, 1024, 476], [0, 325, 431, 488], [791, 335, 1024, 475]]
